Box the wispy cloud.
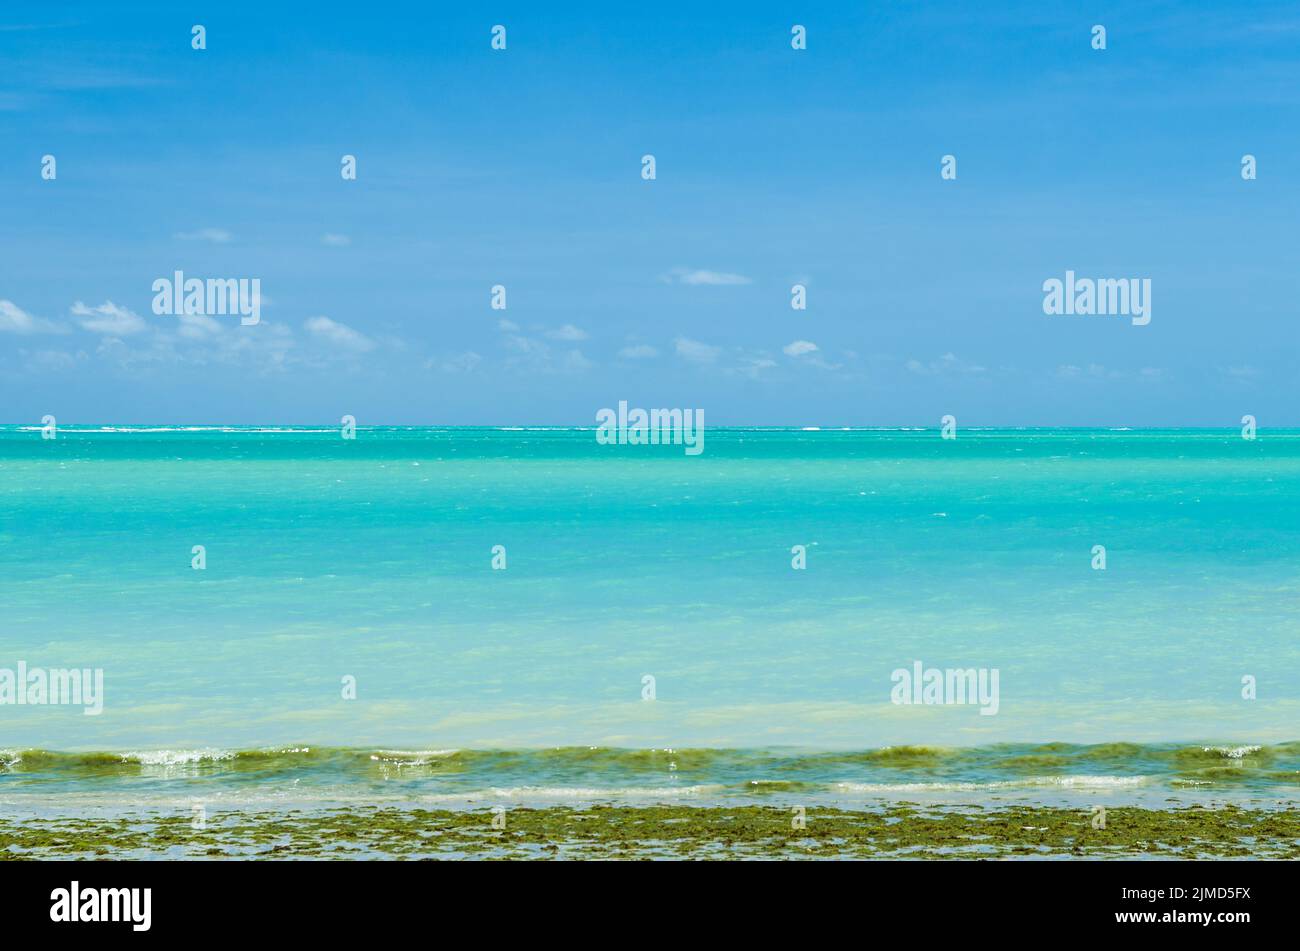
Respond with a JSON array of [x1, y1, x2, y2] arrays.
[[1056, 363, 1115, 380], [89, 318, 297, 374], [906, 353, 986, 376], [1219, 365, 1262, 381], [781, 339, 841, 371], [726, 355, 778, 380], [617, 344, 659, 359], [42, 66, 165, 92], [321, 233, 351, 247], [0, 299, 66, 335], [674, 336, 721, 363], [497, 322, 592, 374], [303, 316, 375, 352], [176, 313, 223, 340], [1055, 363, 1166, 383], [173, 228, 233, 244], [71, 300, 146, 336], [426, 351, 482, 374], [17, 348, 86, 374], [664, 268, 752, 286], [544, 323, 588, 341]]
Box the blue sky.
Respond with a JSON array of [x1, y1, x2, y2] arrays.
[[1, 0, 1297, 425]]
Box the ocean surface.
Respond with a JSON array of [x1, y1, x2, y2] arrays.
[[2, 426, 1298, 809]]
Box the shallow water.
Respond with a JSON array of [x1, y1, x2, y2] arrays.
[[1, 427, 1297, 809]]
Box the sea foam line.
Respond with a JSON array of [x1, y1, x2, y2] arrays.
[[833, 776, 1149, 793]]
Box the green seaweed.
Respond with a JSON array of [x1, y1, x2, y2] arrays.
[[3, 803, 1298, 860]]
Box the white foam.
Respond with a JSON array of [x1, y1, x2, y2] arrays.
[[834, 775, 1148, 793], [369, 749, 459, 766], [424, 784, 727, 801], [1204, 745, 1261, 759], [121, 749, 234, 766]]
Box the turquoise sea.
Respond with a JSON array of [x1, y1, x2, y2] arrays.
[[2, 426, 1299, 810]]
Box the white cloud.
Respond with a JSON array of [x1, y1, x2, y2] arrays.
[[19, 348, 85, 373], [502, 331, 547, 356], [90, 318, 298, 374], [783, 340, 819, 357], [545, 323, 588, 341], [495, 321, 593, 374], [561, 349, 593, 372], [1220, 365, 1261, 380], [321, 233, 351, 247], [0, 292, 324, 376], [427, 351, 482, 373], [617, 344, 659, 359], [1056, 363, 1164, 382], [665, 268, 752, 286], [303, 316, 375, 352], [0, 299, 65, 334], [674, 336, 721, 363], [906, 352, 986, 376], [213, 321, 297, 370], [71, 300, 147, 336], [177, 313, 223, 340], [1056, 363, 1110, 380], [728, 356, 778, 380], [173, 228, 233, 244]]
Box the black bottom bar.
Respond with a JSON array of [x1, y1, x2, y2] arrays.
[[0, 859, 1272, 937]]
